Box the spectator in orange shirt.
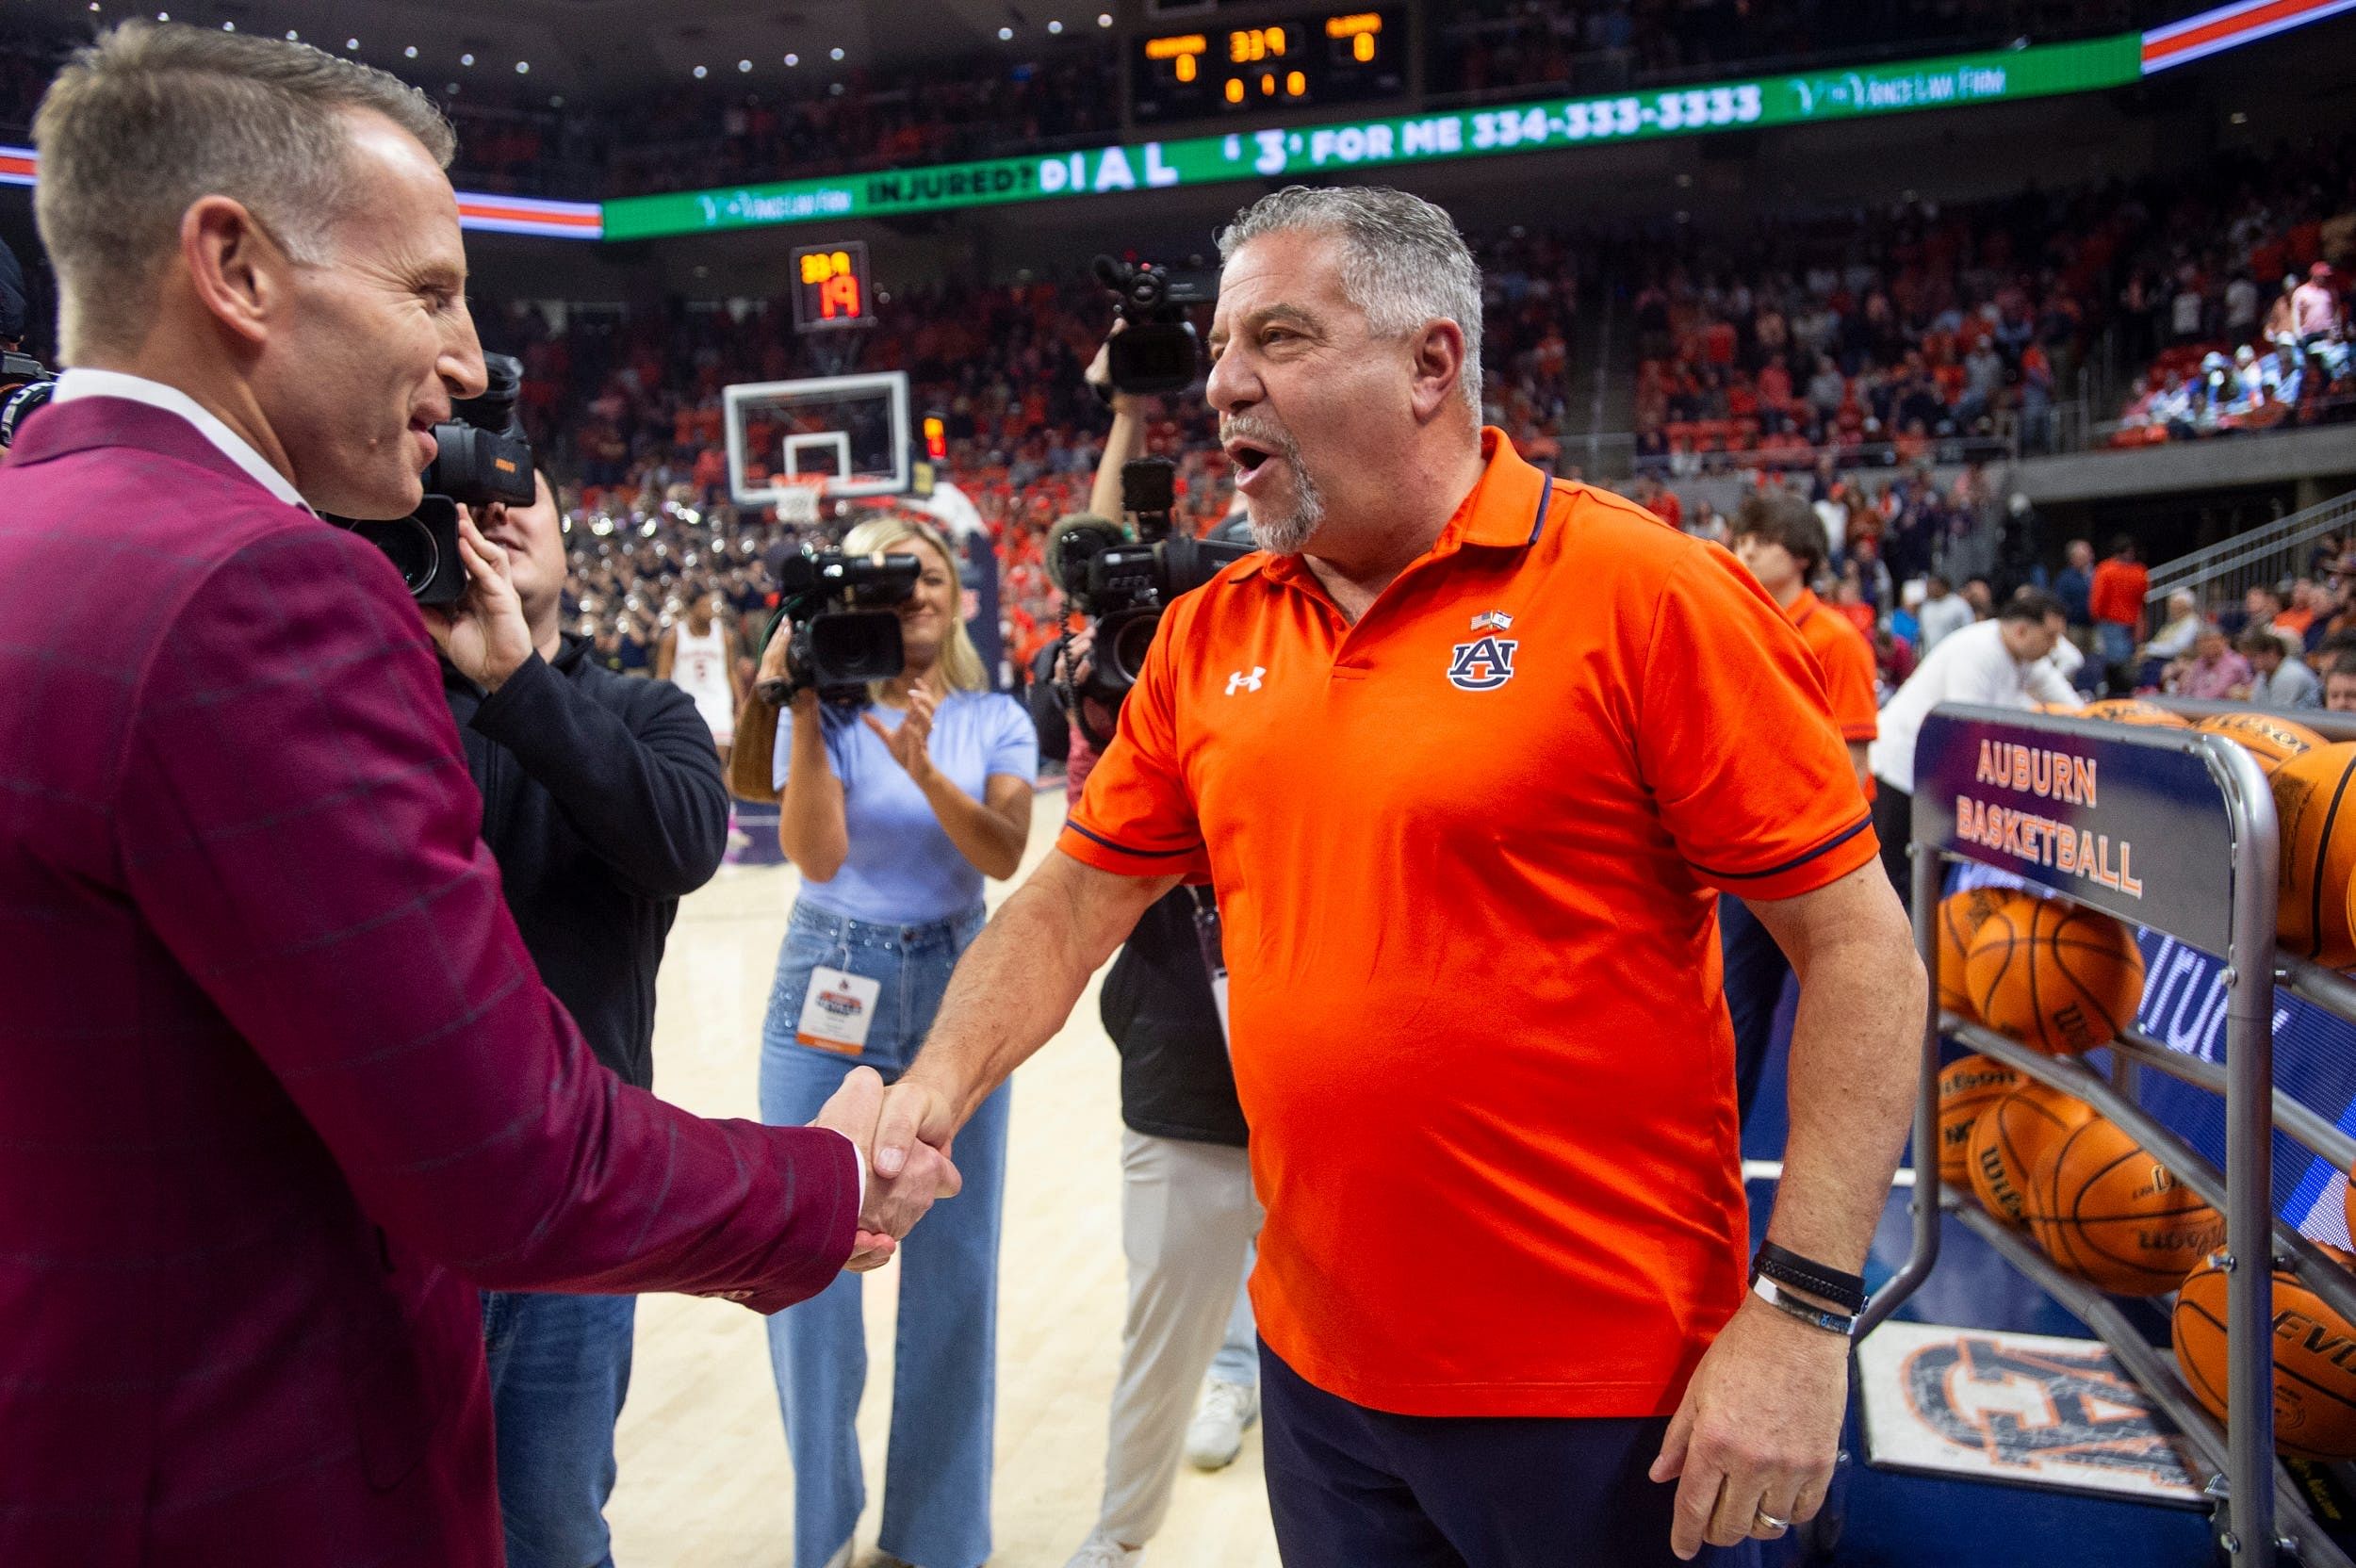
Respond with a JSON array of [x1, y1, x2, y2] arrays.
[[1726, 491, 1878, 1124], [2087, 534, 2150, 681], [860, 186, 1922, 1568]]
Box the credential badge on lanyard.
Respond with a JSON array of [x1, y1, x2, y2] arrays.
[[1188, 887, 1232, 1051], [796, 965, 883, 1054]]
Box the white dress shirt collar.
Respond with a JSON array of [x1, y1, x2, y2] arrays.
[[52, 368, 312, 514]]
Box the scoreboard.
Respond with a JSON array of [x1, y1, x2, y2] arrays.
[[1134, 8, 1404, 122], [791, 241, 872, 331]]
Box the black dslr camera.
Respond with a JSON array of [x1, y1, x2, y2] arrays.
[[755, 549, 923, 708], [1094, 255, 1216, 396], [1048, 458, 1249, 741], [0, 351, 56, 449], [335, 352, 535, 607]]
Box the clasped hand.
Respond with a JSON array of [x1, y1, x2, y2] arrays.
[[809, 1066, 964, 1271]]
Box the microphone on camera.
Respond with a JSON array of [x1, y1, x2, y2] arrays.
[[1044, 512, 1126, 597]]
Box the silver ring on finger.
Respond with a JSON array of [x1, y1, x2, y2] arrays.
[[1754, 1510, 1791, 1534]]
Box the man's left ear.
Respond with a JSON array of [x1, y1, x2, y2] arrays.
[[1408, 319, 1470, 422]]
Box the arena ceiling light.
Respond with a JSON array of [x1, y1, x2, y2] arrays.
[[785, 52, 800, 65], [460, 52, 474, 65], [1048, 19, 1063, 32], [738, 58, 752, 71], [404, 45, 418, 57], [997, 26, 1012, 39], [830, 47, 844, 59], [1099, 13, 1114, 24], [693, 64, 708, 77], [516, 60, 531, 73]]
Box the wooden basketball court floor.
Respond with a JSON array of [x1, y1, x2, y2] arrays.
[[604, 793, 1284, 1567]]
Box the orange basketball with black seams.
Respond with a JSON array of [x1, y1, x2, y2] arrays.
[[2195, 711, 2326, 777], [2272, 743, 2356, 969], [1968, 1080, 2098, 1225], [1936, 1053, 2021, 1187], [1936, 888, 2021, 1021], [2174, 1245, 2356, 1460], [2025, 1118, 2223, 1295], [2078, 698, 2193, 728], [1963, 896, 2146, 1054]]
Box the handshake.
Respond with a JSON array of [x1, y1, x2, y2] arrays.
[[809, 1066, 964, 1272]]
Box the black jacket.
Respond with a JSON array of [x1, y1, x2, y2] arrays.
[[1099, 887, 1247, 1148], [1036, 689, 1244, 1147], [442, 636, 728, 1090]]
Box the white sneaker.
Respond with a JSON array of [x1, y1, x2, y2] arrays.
[[1184, 1378, 1259, 1471], [1061, 1528, 1145, 1568]]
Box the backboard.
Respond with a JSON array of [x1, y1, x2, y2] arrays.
[[723, 371, 910, 511]]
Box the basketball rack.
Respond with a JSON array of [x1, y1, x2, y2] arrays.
[[1865, 702, 2356, 1568]]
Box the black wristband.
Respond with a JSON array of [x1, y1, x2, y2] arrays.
[[1753, 1241, 1867, 1315]]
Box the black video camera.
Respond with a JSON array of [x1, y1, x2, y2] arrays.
[[335, 351, 535, 607], [0, 351, 56, 449], [1048, 458, 1248, 741], [1094, 255, 1216, 397], [755, 548, 923, 709]]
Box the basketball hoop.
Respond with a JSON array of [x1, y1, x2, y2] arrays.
[[777, 474, 828, 530]]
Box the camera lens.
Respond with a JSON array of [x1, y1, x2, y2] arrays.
[[1107, 609, 1162, 689], [368, 515, 440, 593]]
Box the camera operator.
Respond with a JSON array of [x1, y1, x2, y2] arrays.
[[0, 26, 956, 1566], [1050, 332, 1264, 1568], [425, 466, 731, 1567], [752, 512, 1038, 1568]]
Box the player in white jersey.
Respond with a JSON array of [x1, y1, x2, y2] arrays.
[[656, 587, 747, 767]]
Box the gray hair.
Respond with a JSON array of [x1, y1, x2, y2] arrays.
[[34, 22, 456, 359], [1217, 186, 1485, 422]]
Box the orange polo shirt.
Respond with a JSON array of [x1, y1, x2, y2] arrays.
[[1061, 431, 1875, 1418], [1785, 588, 1879, 744]]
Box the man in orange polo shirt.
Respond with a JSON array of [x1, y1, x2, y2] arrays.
[[1724, 490, 1879, 1127], [859, 188, 1923, 1567]]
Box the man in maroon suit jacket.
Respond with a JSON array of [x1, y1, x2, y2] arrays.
[[0, 25, 951, 1566]]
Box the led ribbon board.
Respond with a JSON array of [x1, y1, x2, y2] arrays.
[[0, 144, 602, 237], [601, 34, 2140, 240]]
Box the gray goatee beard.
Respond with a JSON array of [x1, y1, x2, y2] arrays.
[[1240, 430, 1326, 557]]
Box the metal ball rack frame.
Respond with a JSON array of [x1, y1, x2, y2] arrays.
[[1864, 700, 2356, 1568]]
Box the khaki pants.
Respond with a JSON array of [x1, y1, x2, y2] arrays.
[[1097, 1130, 1264, 1546]]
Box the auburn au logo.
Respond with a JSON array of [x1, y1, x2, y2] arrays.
[[1447, 635, 1518, 691]]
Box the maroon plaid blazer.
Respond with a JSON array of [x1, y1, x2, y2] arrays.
[[0, 398, 858, 1566]]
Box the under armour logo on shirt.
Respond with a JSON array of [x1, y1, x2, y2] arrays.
[[1226, 667, 1267, 695]]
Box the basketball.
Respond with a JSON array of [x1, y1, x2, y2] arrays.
[[2079, 699, 2193, 728], [2272, 743, 2356, 968], [2026, 1118, 2224, 1295], [2174, 1247, 2356, 1460], [2195, 712, 2327, 776], [1937, 888, 2021, 1021], [1968, 1081, 2099, 1224], [1964, 896, 2147, 1054], [1937, 1053, 2022, 1186]]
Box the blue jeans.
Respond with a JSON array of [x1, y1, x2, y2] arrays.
[[760, 898, 1009, 1568], [2096, 621, 2135, 678], [481, 1289, 637, 1568], [1211, 1262, 1258, 1387]]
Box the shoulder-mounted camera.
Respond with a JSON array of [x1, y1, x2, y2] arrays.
[[1094, 255, 1217, 397], [333, 351, 536, 606]]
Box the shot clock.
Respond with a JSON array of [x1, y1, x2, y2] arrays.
[[1134, 8, 1404, 122], [791, 241, 873, 332]]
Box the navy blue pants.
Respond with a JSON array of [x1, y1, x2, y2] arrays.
[[1260, 1344, 1765, 1568], [1719, 892, 1790, 1127]]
